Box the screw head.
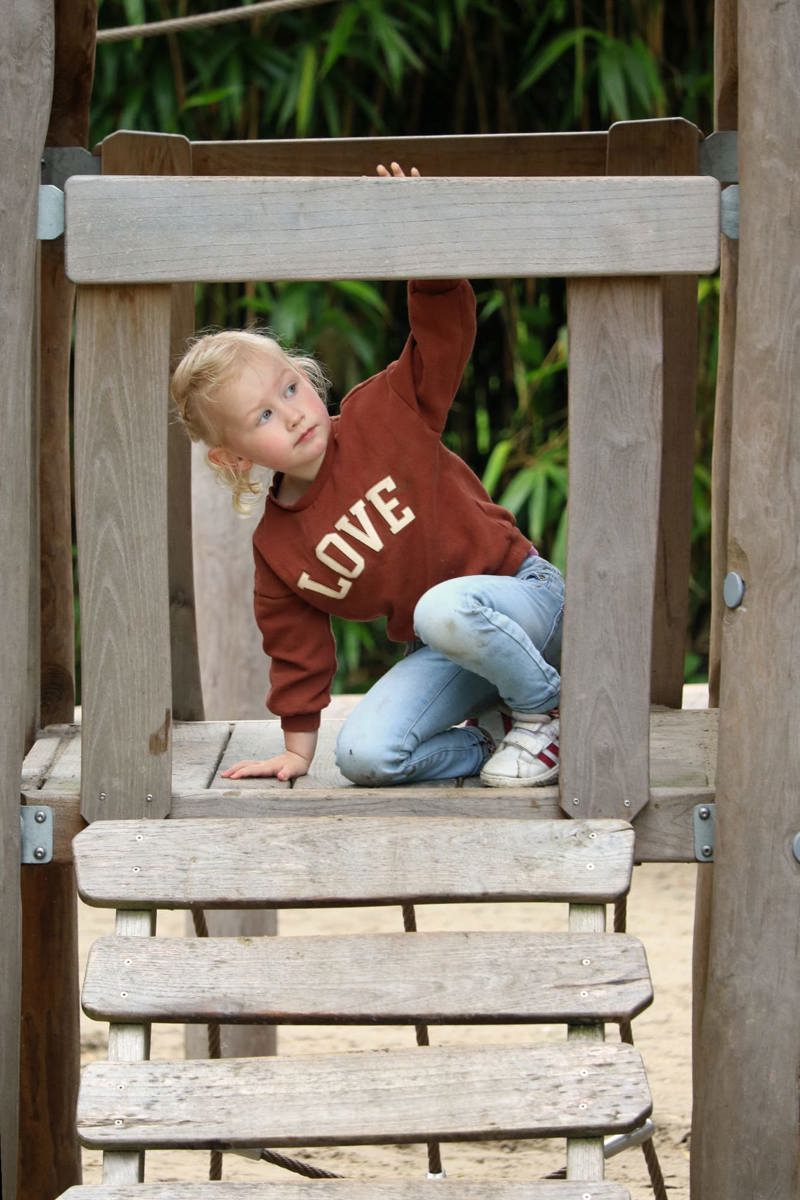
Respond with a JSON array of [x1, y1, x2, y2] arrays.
[[723, 571, 745, 609], [698, 806, 710, 820], [33, 846, 46, 861], [34, 810, 47, 824], [701, 845, 713, 859]]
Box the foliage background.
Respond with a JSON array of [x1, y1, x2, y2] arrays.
[[91, 0, 717, 691]]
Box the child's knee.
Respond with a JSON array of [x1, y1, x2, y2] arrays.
[[413, 581, 470, 656], [335, 723, 400, 787]]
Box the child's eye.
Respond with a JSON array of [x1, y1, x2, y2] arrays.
[[286, 381, 297, 398], [256, 408, 272, 425]]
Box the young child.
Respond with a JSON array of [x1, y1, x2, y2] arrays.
[[172, 163, 564, 788]]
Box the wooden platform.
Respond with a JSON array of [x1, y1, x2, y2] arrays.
[[22, 703, 716, 864]]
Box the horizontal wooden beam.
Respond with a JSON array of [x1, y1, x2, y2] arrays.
[[21, 784, 711, 864], [65, 176, 720, 284], [189, 132, 609, 177]]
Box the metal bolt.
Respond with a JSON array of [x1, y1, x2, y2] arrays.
[[623, 799, 631, 808], [99, 792, 107, 802], [145, 793, 153, 803], [698, 806, 711, 821], [700, 845, 713, 859], [792, 833, 800, 864], [33, 846, 46, 861], [572, 797, 580, 806], [34, 810, 47, 824], [723, 571, 745, 609]]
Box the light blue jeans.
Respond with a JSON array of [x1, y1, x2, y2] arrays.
[[335, 553, 564, 785]]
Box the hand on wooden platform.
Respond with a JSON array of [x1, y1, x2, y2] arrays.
[[220, 749, 310, 783]]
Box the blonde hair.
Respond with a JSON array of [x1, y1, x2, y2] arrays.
[[171, 329, 329, 512]]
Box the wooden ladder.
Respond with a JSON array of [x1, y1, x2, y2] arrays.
[[62, 814, 652, 1197]]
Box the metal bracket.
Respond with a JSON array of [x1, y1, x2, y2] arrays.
[[38, 185, 65, 239], [699, 131, 738, 184], [721, 185, 740, 241], [20, 805, 54, 864], [693, 803, 716, 863], [38, 147, 101, 241], [41, 146, 101, 189]]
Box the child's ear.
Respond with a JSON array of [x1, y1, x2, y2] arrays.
[[208, 446, 252, 473]]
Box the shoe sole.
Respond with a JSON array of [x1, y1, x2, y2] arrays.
[[480, 763, 560, 788]]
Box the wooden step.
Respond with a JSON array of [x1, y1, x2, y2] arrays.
[[59, 1182, 631, 1200], [83, 930, 652, 1025], [74, 817, 634, 908], [78, 1042, 651, 1150]]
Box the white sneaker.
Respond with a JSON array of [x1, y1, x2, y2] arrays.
[[480, 711, 560, 787]]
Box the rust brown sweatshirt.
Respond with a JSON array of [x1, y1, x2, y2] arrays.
[[252, 279, 532, 732]]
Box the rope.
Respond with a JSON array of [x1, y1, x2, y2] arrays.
[[190, 906, 342, 1181], [402, 903, 444, 1178], [96, 0, 338, 43]]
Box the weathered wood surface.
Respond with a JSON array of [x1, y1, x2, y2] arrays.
[[691, 5, 800, 1199], [103, 910, 153, 1185], [607, 119, 700, 709], [60, 1182, 631, 1199], [99, 131, 204, 724], [74, 285, 174, 820], [191, 132, 609, 177], [561, 279, 663, 819], [78, 1041, 651, 1148], [74, 817, 634, 907], [566, 904, 606, 1181], [0, 2, 54, 1196], [84, 929, 651, 1024], [64, 176, 721, 284], [192, 447, 270, 721]]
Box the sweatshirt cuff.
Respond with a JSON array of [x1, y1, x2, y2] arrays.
[[280, 712, 322, 733]]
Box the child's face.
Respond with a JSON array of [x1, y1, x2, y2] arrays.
[[215, 351, 331, 483]]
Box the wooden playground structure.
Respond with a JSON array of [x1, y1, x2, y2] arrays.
[[1, 2, 798, 1198]]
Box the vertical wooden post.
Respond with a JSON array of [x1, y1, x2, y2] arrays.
[[0, 4, 54, 1196], [98, 130, 204, 722], [560, 278, 662, 819], [39, 0, 97, 727], [607, 118, 701, 708], [74, 284, 174, 822], [691, 5, 800, 1196], [18, 7, 96, 1196]]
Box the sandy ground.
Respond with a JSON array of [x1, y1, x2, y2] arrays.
[[78, 689, 708, 1196]]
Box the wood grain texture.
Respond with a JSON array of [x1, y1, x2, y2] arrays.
[[566, 904, 606, 1181], [0, 2, 54, 1194], [191, 132, 609, 178], [64, 176, 721, 284], [607, 120, 700, 709], [77, 1041, 651, 1148], [74, 284, 174, 820], [73, 816, 634, 907], [560, 279, 663, 819], [83, 929, 651, 1024], [59, 1181, 631, 1199], [99, 131, 205, 725], [691, 6, 800, 1198]]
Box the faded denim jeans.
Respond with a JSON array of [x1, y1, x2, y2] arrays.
[[335, 553, 564, 785]]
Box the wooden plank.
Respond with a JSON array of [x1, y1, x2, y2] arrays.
[[691, 6, 800, 1198], [566, 904, 606, 1181], [83, 929, 652, 1024], [74, 284, 174, 820], [561, 279, 663, 818], [607, 119, 701, 709], [73, 817, 634, 907], [0, 3, 54, 1195], [64, 176, 721, 285], [212, 720, 287, 789], [191, 132, 610, 178], [172, 722, 232, 791], [60, 1181, 631, 1199], [99, 131, 204, 725], [78, 1041, 651, 1148]]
